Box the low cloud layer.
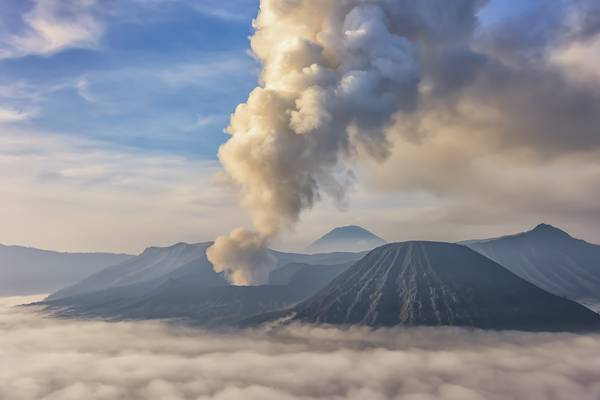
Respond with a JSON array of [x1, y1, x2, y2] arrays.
[[3, 296, 600, 400]]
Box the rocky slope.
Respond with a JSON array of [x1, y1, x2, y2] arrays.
[[287, 241, 600, 331]]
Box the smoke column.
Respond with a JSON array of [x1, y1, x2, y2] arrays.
[[207, 0, 447, 285]]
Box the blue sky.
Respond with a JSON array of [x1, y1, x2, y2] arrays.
[[0, 0, 259, 159], [2, 0, 536, 161], [0, 0, 547, 162], [0, 0, 266, 252]]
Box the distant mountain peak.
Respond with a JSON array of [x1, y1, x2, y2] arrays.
[[463, 224, 600, 310], [528, 223, 572, 238], [323, 225, 379, 237], [463, 224, 574, 245], [306, 225, 386, 253], [139, 242, 211, 256]]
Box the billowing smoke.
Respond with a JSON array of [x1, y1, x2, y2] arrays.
[[3, 297, 600, 400], [207, 0, 453, 284], [208, 0, 600, 272], [206, 228, 276, 285]]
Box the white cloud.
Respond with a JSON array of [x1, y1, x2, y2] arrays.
[[0, 106, 33, 123], [0, 0, 104, 59], [75, 77, 99, 104], [0, 82, 50, 125], [67, 55, 257, 115], [0, 129, 247, 253], [130, 0, 258, 22], [0, 81, 45, 102], [2, 300, 600, 400], [194, 114, 227, 128], [158, 57, 258, 87], [551, 35, 600, 83]]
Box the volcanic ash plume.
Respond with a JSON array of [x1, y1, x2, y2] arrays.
[[208, 0, 424, 285], [206, 228, 276, 286]]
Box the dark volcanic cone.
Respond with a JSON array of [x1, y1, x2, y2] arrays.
[[290, 241, 600, 331]]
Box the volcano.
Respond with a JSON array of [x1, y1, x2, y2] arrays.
[[287, 241, 600, 331]]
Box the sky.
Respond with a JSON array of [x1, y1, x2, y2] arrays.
[[1, 0, 600, 253]]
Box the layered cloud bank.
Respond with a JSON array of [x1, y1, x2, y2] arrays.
[[3, 297, 600, 400], [364, 0, 600, 237], [209, 0, 600, 284]]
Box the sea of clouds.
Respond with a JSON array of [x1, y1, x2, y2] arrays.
[[2, 295, 600, 400]]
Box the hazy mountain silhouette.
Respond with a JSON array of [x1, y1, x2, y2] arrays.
[[40, 260, 358, 325], [41, 242, 364, 324], [464, 224, 600, 311], [0, 244, 131, 296], [306, 226, 386, 253], [49, 242, 364, 301], [48, 242, 213, 301]]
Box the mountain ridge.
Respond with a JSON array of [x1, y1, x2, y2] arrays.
[[464, 224, 600, 311], [277, 241, 600, 331], [0, 244, 132, 296], [0, 242, 132, 257], [41, 242, 365, 323], [460, 223, 600, 247]]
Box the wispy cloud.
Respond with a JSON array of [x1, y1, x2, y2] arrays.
[[0, 106, 34, 123], [0, 0, 104, 59], [75, 77, 101, 104], [158, 57, 258, 87], [194, 114, 227, 128], [0, 128, 245, 253], [70, 56, 256, 107], [190, 0, 258, 22], [129, 0, 258, 22]]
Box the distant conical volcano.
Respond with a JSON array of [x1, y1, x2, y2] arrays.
[[464, 224, 600, 311], [306, 225, 386, 253], [288, 241, 600, 331]]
